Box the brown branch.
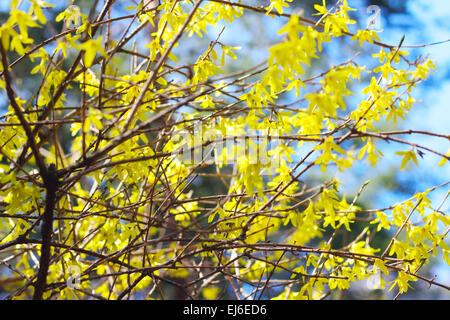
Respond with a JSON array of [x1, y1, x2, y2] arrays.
[[32, 164, 59, 300]]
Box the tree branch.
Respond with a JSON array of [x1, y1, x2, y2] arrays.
[[32, 164, 59, 300]]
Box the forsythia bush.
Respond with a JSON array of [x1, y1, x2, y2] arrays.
[[0, 0, 448, 300]]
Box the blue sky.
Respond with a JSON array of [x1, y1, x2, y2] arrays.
[[359, 0, 450, 208], [382, 0, 450, 295]]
